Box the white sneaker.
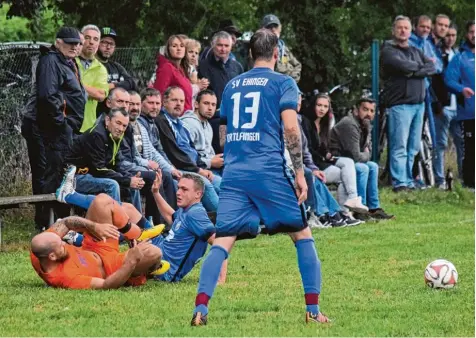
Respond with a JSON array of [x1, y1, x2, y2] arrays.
[[63, 230, 83, 247], [308, 212, 328, 229], [344, 196, 369, 214], [56, 165, 77, 203], [437, 183, 447, 190]]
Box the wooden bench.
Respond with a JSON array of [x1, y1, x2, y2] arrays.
[[0, 194, 57, 251]]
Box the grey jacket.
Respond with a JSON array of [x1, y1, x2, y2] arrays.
[[181, 111, 215, 169], [328, 114, 371, 163], [137, 122, 174, 173]]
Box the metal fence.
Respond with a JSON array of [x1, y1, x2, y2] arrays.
[[0, 42, 160, 197]]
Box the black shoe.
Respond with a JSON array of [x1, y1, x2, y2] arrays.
[[393, 186, 409, 193], [330, 213, 346, 227], [342, 214, 361, 226], [369, 208, 395, 220], [191, 312, 207, 326], [353, 211, 373, 222], [318, 214, 331, 227]]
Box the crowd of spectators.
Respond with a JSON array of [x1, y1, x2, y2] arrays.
[[21, 14, 474, 235]]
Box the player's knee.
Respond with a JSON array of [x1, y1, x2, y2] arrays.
[[289, 226, 313, 242], [147, 245, 162, 261], [94, 193, 114, 206]]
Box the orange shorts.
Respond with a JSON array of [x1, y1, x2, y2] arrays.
[[82, 233, 146, 287]]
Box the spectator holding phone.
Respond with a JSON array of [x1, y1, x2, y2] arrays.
[[300, 93, 367, 213]]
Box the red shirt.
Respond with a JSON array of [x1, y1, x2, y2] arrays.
[[153, 54, 193, 112]]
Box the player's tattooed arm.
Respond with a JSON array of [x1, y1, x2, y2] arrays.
[[285, 127, 304, 171], [219, 125, 227, 152], [50, 216, 98, 238]]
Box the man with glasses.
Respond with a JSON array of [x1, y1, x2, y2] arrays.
[[76, 24, 109, 133], [22, 26, 87, 228], [96, 27, 138, 116]]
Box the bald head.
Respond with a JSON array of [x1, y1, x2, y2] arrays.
[[31, 232, 61, 258]]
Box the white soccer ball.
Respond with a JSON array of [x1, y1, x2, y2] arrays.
[[424, 259, 458, 289]]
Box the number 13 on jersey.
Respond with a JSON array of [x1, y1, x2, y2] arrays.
[[231, 92, 261, 129]]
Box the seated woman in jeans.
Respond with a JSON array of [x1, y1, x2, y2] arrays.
[[300, 93, 367, 214]]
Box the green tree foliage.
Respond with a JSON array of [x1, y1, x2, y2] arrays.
[[2, 0, 475, 92]]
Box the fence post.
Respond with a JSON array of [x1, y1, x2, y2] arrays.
[[371, 39, 380, 163]]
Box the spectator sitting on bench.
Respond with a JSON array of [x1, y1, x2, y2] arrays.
[[55, 166, 226, 283], [156, 86, 221, 212], [31, 193, 169, 289], [181, 90, 224, 176], [328, 98, 394, 221], [116, 90, 176, 225], [64, 107, 144, 205]]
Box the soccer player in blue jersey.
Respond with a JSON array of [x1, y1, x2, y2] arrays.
[[150, 171, 227, 283], [190, 29, 330, 326]]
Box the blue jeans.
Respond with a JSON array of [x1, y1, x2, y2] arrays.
[[355, 161, 380, 210], [387, 103, 425, 188], [304, 167, 340, 216], [181, 171, 221, 212], [433, 108, 463, 184], [75, 174, 121, 202]]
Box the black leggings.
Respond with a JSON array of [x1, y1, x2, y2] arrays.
[[461, 120, 474, 188]]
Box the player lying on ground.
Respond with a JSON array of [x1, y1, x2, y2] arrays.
[[190, 28, 330, 326], [30, 193, 169, 289], [54, 166, 227, 283]]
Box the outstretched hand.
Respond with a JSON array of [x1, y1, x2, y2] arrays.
[[152, 170, 163, 193]]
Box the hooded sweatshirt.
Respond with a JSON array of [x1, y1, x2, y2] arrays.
[[153, 54, 193, 112], [181, 111, 215, 169], [444, 42, 475, 121]]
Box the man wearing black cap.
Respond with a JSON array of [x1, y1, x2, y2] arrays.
[[261, 14, 302, 82], [96, 27, 138, 116], [21, 26, 87, 227]]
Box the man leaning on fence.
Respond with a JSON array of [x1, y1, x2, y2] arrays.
[[380, 15, 436, 192], [22, 26, 86, 229]]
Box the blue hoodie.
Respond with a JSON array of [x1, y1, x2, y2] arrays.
[[444, 42, 475, 121]]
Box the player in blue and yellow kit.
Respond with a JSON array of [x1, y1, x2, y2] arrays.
[[191, 29, 330, 326]]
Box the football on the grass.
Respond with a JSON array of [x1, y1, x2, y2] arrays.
[[424, 259, 458, 289]]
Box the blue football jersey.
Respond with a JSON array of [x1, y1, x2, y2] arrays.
[[151, 203, 215, 282], [219, 67, 299, 182]]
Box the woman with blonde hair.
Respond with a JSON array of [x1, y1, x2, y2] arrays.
[[185, 39, 209, 99]]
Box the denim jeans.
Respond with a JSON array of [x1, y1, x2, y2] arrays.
[[387, 103, 425, 188], [304, 167, 340, 216], [433, 107, 463, 184], [75, 174, 121, 202], [355, 161, 380, 210], [181, 171, 221, 211]]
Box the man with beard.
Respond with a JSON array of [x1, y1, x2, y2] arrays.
[[181, 90, 224, 174], [96, 27, 137, 116], [445, 20, 475, 188], [30, 193, 168, 289], [429, 14, 451, 56], [76, 24, 109, 132], [380, 15, 435, 192], [329, 99, 394, 220]]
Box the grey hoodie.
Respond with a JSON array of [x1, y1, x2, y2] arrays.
[[181, 110, 215, 169]]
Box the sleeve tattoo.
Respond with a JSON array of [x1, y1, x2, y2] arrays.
[[50, 216, 97, 237], [285, 128, 303, 171], [219, 125, 227, 152]]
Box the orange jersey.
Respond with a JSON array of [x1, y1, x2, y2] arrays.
[[30, 230, 105, 289], [31, 229, 145, 289]]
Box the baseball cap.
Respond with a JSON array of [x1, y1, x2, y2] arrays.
[[261, 14, 281, 28], [216, 20, 243, 38], [56, 26, 81, 44], [101, 27, 117, 40]]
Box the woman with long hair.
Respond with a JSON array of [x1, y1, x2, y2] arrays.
[[300, 93, 367, 214], [153, 34, 193, 112], [184, 39, 209, 100]]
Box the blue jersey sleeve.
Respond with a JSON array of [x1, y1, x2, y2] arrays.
[[219, 91, 228, 125], [279, 77, 299, 113], [186, 208, 216, 240]]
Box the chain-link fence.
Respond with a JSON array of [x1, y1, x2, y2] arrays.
[[0, 42, 160, 197]]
